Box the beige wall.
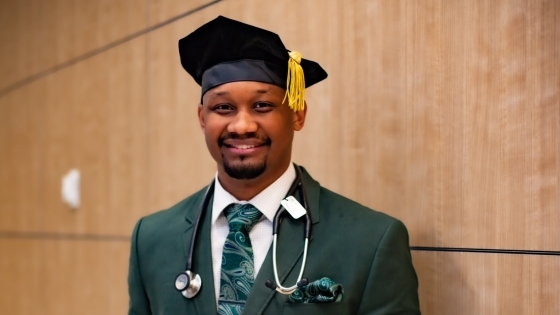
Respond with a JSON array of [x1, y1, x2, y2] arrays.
[[0, 0, 558, 314]]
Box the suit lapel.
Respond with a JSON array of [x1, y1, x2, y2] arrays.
[[301, 167, 321, 225], [182, 187, 217, 314], [242, 166, 322, 314]]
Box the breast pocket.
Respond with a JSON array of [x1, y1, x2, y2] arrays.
[[282, 302, 349, 315]]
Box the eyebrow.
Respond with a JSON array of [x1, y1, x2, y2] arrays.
[[211, 88, 270, 97], [213, 91, 229, 96]]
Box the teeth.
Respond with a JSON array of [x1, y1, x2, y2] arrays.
[[235, 145, 256, 149]]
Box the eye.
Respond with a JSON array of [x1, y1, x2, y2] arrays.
[[253, 102, 274, 112], [211, 104, 234, 113]]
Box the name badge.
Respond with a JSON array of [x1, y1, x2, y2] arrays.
[[280, 196, 306, 219]]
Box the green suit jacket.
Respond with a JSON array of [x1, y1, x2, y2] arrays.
[[128, 168, 420, 314]]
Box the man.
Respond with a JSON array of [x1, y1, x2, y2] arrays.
[[128, 16, 420, 315]]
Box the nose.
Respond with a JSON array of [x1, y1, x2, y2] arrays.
[[227, 109, 258, 135]]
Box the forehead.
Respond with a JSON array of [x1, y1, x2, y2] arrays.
[[202, 81, 286, 103]]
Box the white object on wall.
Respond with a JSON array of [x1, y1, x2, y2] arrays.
[[61, 169, 80, 209]]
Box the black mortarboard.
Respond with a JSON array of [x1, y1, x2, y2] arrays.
[[178, 16, 328, 111]]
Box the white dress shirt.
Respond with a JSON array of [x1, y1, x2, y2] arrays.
[[210, 163, 296, 303]]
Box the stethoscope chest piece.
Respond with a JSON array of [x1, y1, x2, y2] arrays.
[[175, 270, 202, 298]]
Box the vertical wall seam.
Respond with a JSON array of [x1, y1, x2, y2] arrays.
[[145, 0, 151, 215]]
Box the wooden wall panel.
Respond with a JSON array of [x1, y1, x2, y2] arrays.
[[146, 0, 559, 251], [0, 81, 44, 232], [42, 0, 147, 70], [0, 0, 43, 91], [146, 2, 232, 212], [393, 0, 559, 251], [412, 251, 560, 314], [42, 240, 129, 315], [148, 0, 216, 26], [43, 36, 148, 236], [0, 239, 43, 314], [322, 0, 560, 251], [0, 0, 558, 314], [282, 0, 558, 252]]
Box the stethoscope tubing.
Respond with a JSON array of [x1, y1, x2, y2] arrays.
[[186, 180, 215, 271], [272, 235, 309, 294], [176, 164, 311, 298]]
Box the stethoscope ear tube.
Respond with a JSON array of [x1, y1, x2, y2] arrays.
[[266, 165, 312, 295], [268, 234, 310, 295]]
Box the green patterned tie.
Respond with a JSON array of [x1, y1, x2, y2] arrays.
[[218, 203, 262, 315]]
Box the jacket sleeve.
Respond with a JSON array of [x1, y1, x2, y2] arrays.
[[128, 218, 152, 315], [357, 220, 421, 314]]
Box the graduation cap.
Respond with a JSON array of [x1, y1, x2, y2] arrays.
[[178, 16, 328, 111]]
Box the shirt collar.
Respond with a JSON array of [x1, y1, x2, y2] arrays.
[[211, 163, 296, 223]]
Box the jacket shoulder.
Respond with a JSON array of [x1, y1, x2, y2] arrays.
[[318, 186, 399, 227], [134, 186, 208, 235]]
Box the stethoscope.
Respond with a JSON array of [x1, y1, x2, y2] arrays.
[[175, 164, 312, 298]]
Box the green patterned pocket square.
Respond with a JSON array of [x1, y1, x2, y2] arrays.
[[288, 277, 344, 303]]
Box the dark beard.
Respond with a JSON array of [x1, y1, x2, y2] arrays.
[[219, 132, 270, 179], [223, 157, 267, 179]]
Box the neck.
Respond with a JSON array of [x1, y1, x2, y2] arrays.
[[217, 162, 290, 201]]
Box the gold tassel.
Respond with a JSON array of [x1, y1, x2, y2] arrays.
[[283, 51, 305, 112]]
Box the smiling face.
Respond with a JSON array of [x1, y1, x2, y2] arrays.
[[198, 81, 306, 193]]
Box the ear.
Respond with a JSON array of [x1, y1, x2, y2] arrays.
[[293, 101, 307, 131], [198, 103, 205, 131]]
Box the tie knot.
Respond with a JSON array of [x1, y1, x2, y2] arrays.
[[224, 203, 262, 232]]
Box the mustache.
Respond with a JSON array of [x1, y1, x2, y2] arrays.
[[218, 133, 272, 146]]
